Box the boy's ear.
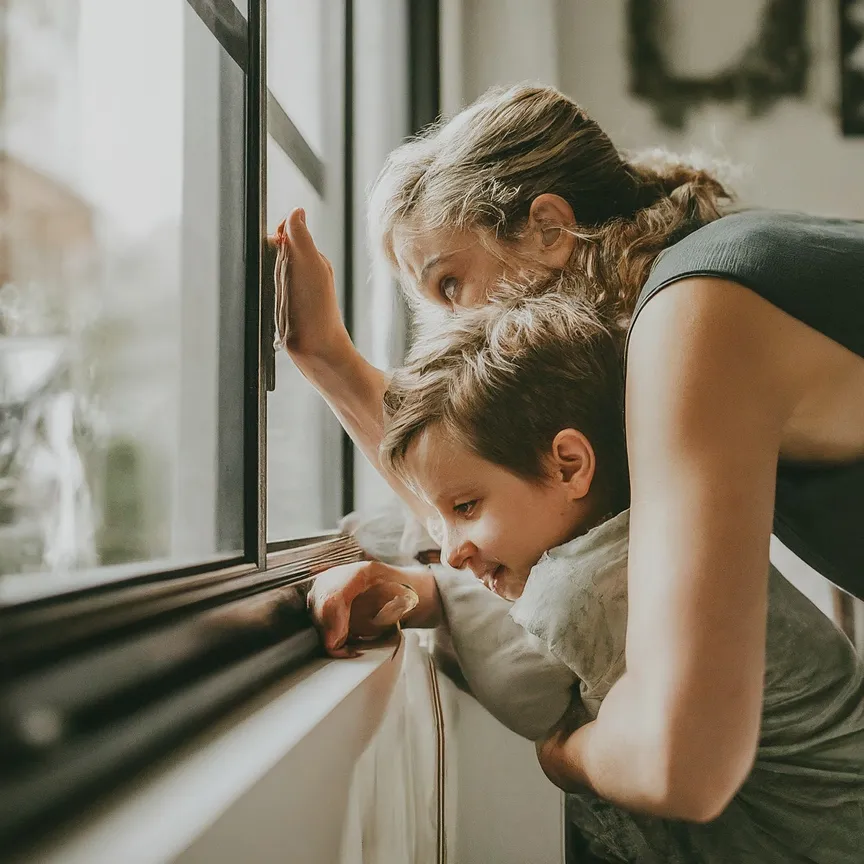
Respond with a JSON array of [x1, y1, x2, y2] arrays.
[[550, 429, 596, 500]]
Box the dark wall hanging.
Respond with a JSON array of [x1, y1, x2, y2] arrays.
[[841, 0, 864, 135], [627, 0, 809, 129]]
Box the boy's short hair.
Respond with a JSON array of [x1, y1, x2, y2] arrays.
[[380, 278, 629, 514]]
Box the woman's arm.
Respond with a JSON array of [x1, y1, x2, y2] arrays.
[[271, 210, 436, 525], [539, 278, 801, 821]]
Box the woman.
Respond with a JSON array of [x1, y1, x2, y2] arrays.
[[277, 83, 864, 821]]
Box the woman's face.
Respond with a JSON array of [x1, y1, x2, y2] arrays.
[[392, 197, 578, 312], [394, 226, 535, 311]]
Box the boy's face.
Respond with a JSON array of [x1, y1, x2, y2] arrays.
[[405, 427, 597, 600]]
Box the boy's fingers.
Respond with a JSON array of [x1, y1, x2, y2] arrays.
[[318, 595, 351, 655], [370, 595, 417, 627], [327, 645, 361, 659]]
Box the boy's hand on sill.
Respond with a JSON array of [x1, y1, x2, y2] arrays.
[[308, 560, 443, 657]]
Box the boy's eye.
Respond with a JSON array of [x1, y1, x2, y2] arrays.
[[453, 500, 477, 517], [439, 276, 460, 304]]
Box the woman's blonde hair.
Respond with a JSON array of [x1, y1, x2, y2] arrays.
[[380, 280, 629, 516], [369, 83, 732, 323]]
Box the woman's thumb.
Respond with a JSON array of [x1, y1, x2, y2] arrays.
[[287, 207, 315, 251]]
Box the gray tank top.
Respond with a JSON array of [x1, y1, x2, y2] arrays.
[[627, 210, 864, 598]]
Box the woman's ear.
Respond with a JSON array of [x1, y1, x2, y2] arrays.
[[527, 194, 577, 268], [550, 429, 596, 501]]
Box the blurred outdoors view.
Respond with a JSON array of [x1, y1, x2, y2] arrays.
[[0, 0, 247, 588]]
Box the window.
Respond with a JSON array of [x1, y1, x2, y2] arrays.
[[0, 0, 386, 853], [266, 0, 347, 539], [0, 0, 248, 599]]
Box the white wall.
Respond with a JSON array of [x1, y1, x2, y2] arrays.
[[443, 682, 564, 864], [459, 0, 864, 217], [553, 0, 864, 217]]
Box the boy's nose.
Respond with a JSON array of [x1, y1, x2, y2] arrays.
[[445, 537, 474, 571]]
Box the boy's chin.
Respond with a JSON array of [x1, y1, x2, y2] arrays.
[[491, 569, 528, 601]]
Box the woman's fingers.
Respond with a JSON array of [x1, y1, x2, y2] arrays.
[[286, 207, 316, 252], [270, 207, 347, 362]]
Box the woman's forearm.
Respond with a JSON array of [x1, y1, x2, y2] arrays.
[[291, 342, 436, 525], [538, 672, 733, 823]]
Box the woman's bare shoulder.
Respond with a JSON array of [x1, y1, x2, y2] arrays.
[[626, 275, 864, 460], [626, 276, 801, 432]]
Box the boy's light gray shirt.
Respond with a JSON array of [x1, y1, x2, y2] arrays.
[[510, 509, 864, 864]]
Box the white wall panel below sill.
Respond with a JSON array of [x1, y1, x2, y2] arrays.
[[441, 677, 565, 864], [21, 635, 567, 864], [21, 644, 402, 864]]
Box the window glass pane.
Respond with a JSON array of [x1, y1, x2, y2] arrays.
[[266, 141, 341, 539], [0, 0, 246, 593], [268, 0, 325, 155]]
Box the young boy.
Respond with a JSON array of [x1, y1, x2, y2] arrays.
[[379, 288, 864, 863]]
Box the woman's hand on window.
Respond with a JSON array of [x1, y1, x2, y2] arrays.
[[270, 208, 352, 365]]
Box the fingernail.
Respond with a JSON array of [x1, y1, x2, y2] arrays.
[[298, 208, 306, 225]]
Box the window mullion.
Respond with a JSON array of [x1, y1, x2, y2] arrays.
[[244, 0, 268, 569]]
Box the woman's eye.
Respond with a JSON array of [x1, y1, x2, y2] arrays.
[[439, 276, 460, 304], [453, 500, 477, 517]]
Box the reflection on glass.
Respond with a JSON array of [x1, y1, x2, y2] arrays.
[[268, 0, 325, 155], [0, 0, 245, 589]]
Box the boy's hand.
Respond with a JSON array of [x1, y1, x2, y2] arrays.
[[268, 208, 351, 364], [536, 702, 593, 792], [307, 560, 441, 657]]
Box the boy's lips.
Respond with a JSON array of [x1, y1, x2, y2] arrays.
[[474, 562, 504, 592]]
